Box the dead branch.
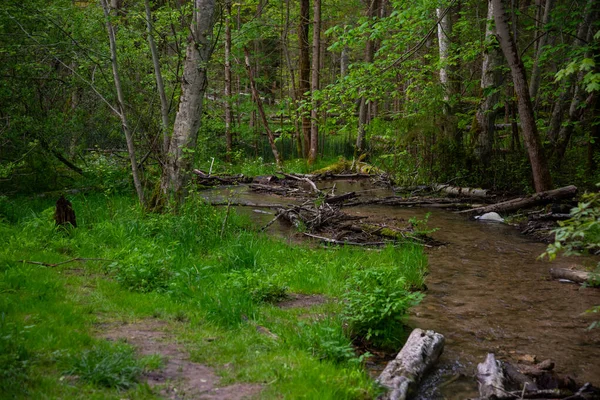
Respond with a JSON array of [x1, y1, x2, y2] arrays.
[[17, 258, 115, 267]]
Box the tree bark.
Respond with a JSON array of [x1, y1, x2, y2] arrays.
[[458, 185, 577, 216], [100, 0, 145, 206], [243, 47, 282, 167], [492, 0, 552, 193], [549, 268, 598, 284], [224, 0, 233, 161], [145, 0, 170, 157], [436, 6, 452, 102], [356, 0, 381, 154], [528, 0, 554, 105], [308, 0, 321, 165], [159, 0, 216, 207], [477, 353, 506, 399], [475, 0, 503, 165], [377, 329, 445, 400], [298, 0, 311, 158]]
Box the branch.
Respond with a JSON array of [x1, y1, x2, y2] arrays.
[[17, 258, 115, 267]]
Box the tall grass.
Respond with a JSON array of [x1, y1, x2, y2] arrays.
[[0, 192, 428, 398]]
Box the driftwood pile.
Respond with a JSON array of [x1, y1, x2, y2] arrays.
[[193, 169, 251, 186], [475, 353, 599, 400]]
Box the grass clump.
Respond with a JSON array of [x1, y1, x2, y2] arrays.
[[63, 342, 142, 389]]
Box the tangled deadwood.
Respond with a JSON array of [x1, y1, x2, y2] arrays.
[[474, 353, 599, 400]]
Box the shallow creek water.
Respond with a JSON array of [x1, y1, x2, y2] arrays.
[[204, 182, 600, 398]]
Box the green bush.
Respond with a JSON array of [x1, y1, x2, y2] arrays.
[[343, 266, 423, 349], [64, 342, 142, 389]]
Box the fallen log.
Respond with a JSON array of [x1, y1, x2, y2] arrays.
[[457, 185, 577, 216], [324, 191, 357, 204], [550, 268, 599, 285], [432, 184, 490, 199], [205, 200, 285, 208], [303, 232, 386, 247], [477, 353, 507, 399], [377, 329, 445, 400]]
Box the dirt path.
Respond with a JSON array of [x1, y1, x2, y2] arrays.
[[100, 320, 262, 399]]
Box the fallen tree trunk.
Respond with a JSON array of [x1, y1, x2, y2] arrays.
[[550, 268, 598, 285], [377, 329, 445, 400], [457, 185, 577, 216], [432, 184, 490, 198]]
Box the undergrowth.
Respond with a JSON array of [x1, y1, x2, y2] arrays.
[[0, 192, 427, 398]]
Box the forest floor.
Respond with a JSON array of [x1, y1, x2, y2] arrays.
[[0, 191, 426, 399]]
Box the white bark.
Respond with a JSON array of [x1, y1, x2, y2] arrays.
[[377, 329, 445, 400], [436, 7, 452, 101], [477, 353, 506, 399], [160, 0, 216, 205], [308, 0, 321, 164]]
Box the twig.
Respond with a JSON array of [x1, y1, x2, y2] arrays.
[[220, 200, 231, 238], [17, 258, 115, 267], [303, 232, 386, 247]]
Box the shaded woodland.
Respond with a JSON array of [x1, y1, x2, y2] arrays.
[[1, 0, 599, 202]]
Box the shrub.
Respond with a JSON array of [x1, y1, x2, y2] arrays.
[[343, 266, 423, 349]]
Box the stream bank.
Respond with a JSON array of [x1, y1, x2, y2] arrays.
[[205, 178, 600, 398]]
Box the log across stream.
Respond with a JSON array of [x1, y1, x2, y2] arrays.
[[203, 180, 600, 399]]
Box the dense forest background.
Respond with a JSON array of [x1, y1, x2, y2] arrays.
[[1, 0, 599, 201]]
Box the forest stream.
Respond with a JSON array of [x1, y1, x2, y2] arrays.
[[205, 180, 600, 399]]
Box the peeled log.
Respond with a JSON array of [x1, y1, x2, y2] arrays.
[[477, 353, 506, 399], [377, 329, 445, 400], [550, 268, 598, 284], [458, 185, 577, 216], [433, 184, 489, 198]]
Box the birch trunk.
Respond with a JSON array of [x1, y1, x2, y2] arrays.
[[144, 0, 170, 156], [308, 0, 321, 165], [492, 0, 552, 193], [436, 6, 452, 102], [474, 0, 503, 164], [100, 0, 145, 206], [159, 0, 216, 206]]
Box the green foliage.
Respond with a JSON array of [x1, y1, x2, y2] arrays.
[[0, 315, 32, 393], [343, 262, 424, 349], [542, 188, 600, 329], [64, 342, 142, 389]]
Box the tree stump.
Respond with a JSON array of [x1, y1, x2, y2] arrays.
[[54, 195, 77, 228]]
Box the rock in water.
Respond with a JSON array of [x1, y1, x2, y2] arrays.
[[475, 212, 504, 222]]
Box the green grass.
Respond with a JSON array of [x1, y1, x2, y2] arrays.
[[0, 192, 427, 399]]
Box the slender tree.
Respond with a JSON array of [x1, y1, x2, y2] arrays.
[[492, 0, 552, 192], [224, 0, 233, 161], [308, 0, 321, 164], [299, 0, 311, 158], [100, 0, 145, 206]]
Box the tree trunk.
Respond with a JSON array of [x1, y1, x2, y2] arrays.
[[159, 0, 216, 207], [145, 0, 170, 157], [436, 6, 452, 102], [492, 0, 552, 193], [356, 0, 380, 154], [554, 2, 597, 163], [298, 0, 311, 158], [475, 0, 503, 165], [549, 268, 598, 284], [458, 185, 577, 216], [308, 0, 321, 165], [224, 0, 233, 162], [528, 0, 554, 105], [100, 0, 145, 206], [243, 47, 283, 167]]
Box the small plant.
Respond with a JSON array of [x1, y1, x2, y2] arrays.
[[64, 342, 142, 389], [408, 212, 439, 236], [227, 270, 289, 303], [343, 266, 423, 349], [542, 188, 600, 328]]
